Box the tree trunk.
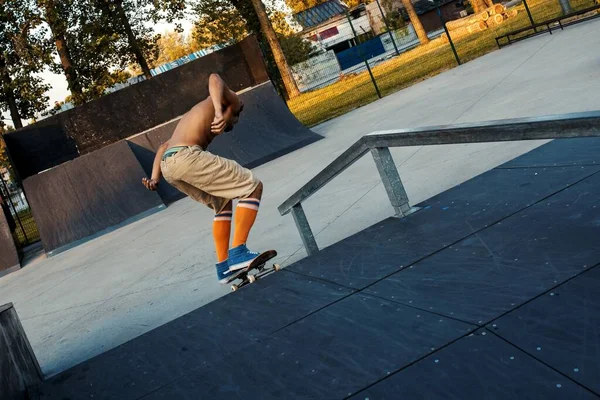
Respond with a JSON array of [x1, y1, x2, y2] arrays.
[[41, 0, 85, 104], [0, 61, 22, 129], [402, 0, 429, 45], [6, 91, 22, 129], [248, 0, 300, 98], [114, 2, 152, 79], [55, 35, 85, 104]]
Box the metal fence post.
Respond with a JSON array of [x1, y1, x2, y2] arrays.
[[291, 204, 319, 255], [374, 0, 400, 55], [523, 0, 536, 27], [0, 172, 28, 245], [346, 11, 382, 99], [437, 7, 461, 66], [371, 147, 411, 216]]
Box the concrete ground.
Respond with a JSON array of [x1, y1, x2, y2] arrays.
[[1, 19, 599, 378]]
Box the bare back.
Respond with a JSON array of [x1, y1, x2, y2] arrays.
[[169, 97, 217, 150]]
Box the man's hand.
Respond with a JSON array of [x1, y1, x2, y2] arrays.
[[211, 109, 226, 134], [142, 177, 159, 191]]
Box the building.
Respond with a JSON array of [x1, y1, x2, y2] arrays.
[[366, 0, 467, 35], [294, 0, 374, 54]]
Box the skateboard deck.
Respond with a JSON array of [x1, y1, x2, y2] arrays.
[[226, 249, 279, 291]]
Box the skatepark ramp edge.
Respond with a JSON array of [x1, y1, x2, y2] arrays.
[[278, 110, 600, 255]]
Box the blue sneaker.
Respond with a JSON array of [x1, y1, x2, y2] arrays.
[[228, 244, 259, 272], [216, 260, 231, 284]]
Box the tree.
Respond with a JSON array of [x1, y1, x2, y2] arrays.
[[93, 1, 154, 79], [93, 0, 186, 79], [152, 31, 199, 67], [130, 30, 201, 74], [278, 34, 317, 65], [248, 0, 300, 97], [38, 0, 85, 104], [193, 0, 300, 98], [191, 0, 249, 49], [381, 0, 407, 31], [400, 0, 429, 45], [0, 124, 14, 171], [0, 0, 51, 129]]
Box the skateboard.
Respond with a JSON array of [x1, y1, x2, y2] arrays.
[[226, 249, 280, 291]]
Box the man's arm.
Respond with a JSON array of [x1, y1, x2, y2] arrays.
[[208, 73, 236, 134], [142, 140, 169, 191]]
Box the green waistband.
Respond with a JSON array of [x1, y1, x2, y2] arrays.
[[162, 146, 188, 161]]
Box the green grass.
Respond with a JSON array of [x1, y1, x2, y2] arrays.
[[13, 209, 40, 246], [288, 0, 597, 126]]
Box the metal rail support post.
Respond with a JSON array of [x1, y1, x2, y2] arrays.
[[291, 204, 319, 255], [371, 147, 411, 216]]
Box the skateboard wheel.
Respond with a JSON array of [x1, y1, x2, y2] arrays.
[[273, 264, 281, 272], [248, 275, 256, 283], [231, 284, 239, 291]]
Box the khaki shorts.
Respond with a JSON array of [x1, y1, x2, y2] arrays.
[[161, 146, 260, 214]]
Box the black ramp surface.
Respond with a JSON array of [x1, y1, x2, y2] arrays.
[[288, 165, 600, 289], [23, 141, 164, 253], [365, 169, 600, 325], [350, 329, 598, 400], [502, 137, 600, 168], [38, 271, 353, 400], [2, 125, 79, 179], [23, 163, 91, 253], [127, 134, 184, 203], [491, 266, 600, 395], [142, 294, 474, 400], [205, 82, 322, 169]]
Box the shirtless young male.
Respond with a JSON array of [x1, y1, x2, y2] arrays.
[[142, 73, 263, 283]]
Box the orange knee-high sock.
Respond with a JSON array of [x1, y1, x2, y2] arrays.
[[213, 211, 232, 262], [232, 198, 260, 247]]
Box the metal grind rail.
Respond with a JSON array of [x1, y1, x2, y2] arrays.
[[278, 111, 600, 255]]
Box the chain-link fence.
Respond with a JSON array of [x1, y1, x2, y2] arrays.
[[282, 0, 599, 127], [0, 165, 40, 249]]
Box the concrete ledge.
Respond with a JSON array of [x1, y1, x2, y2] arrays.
[[0, 303, 43, 399], [0, 210, 20, 276]]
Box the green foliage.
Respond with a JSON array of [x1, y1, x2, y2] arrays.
[[147, 31, 202, 69], [0, 0, 52, 125], [38, 0, 188, 104], [0, 123, 15, 172], [278, 34, 318, 65], [191, 0, 249, 48], [380, 0, 407, 30]]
